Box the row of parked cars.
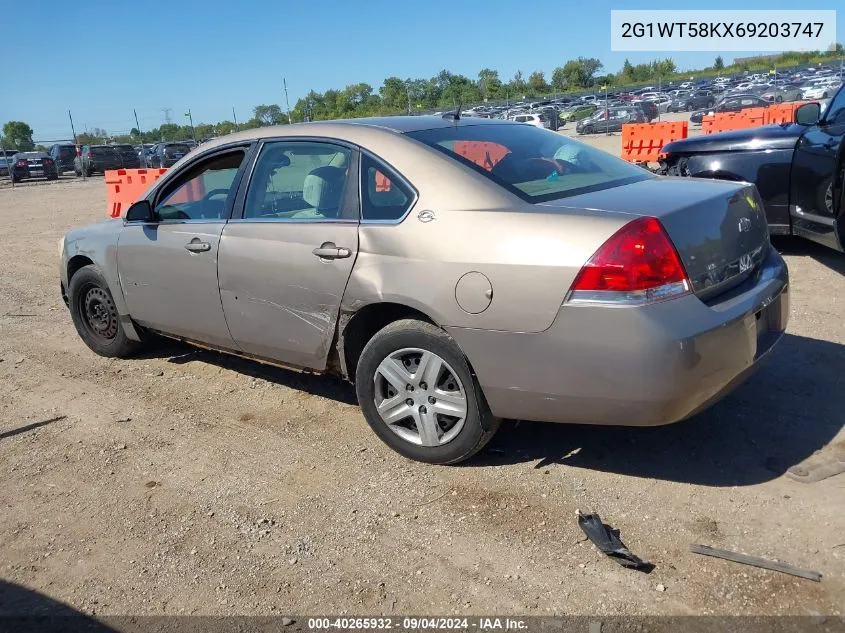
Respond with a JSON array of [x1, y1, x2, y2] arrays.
[[0, 141, 198, 183]]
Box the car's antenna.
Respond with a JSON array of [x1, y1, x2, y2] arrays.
[[442, 99, 462, 121]]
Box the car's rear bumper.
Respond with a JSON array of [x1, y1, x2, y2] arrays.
[[448, 247, 789, 426]]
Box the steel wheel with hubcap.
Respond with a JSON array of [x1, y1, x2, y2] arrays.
[[356, 319, 500, 464]]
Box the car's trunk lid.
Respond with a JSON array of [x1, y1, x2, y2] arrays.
[[540, 176, 770, 300]]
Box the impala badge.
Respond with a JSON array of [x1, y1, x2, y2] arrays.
[[738, 217, 752, 233], [739, 253, 754, 273], [417, 210, 436, 223]]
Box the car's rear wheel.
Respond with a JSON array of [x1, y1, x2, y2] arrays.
[[68, 265, 140, 358], [355, 319, 500, 464]]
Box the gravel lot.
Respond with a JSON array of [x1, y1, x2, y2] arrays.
[[1, 147, 843, 617]]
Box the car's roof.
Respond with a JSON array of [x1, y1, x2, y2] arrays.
[[195, 116, 517, 154]]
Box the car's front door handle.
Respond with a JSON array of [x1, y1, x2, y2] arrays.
[[185, 240, 211, 253], [312, 242, 351, 260]]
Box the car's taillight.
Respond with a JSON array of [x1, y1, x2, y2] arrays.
[[16, 160, 26, 167], [566, 216, 691, 306], [43, 158, 54, 165]]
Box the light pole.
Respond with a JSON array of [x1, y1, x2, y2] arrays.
[[0, 134, 12, 187], [184, 109, 195, 142]]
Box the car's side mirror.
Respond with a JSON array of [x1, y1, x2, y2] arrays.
[[125, 200, 155, 222], [795, 102, 821, 126]]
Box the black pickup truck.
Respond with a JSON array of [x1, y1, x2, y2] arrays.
[[659, 87, 844, 252]]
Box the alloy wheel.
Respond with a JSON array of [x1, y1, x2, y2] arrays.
[[373, 348, 467, 447]]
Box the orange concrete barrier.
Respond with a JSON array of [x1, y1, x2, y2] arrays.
[[741, 107, 767, 128], [453, 140, 510, 171], [765, 101, 808, 125], [700, 101, 809, 134], [105, 168, 168, 218], [701, 115, 717, 135], [166, 177, 206, 205], [621, 121, 688, 163]]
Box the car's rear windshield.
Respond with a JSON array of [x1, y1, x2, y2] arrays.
[[90, 146, 114, 155], [406, 123, 651, 203], [112, 144, 134, 151], [165, 144, 190, 153]]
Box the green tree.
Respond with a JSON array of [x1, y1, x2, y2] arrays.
[[158, 123, 181, 141], [510, 70, 526, 93], [551, 67, 567, 91], [215, 121, 238, 136], [580, 58, 604, 86], [714, 55, 724, 71], [477, 68, 502, 99], [527, 71, 549, 94], [379, 76, 407, 111], [253, 104, 286, 126], [2, 121, 35, 151]]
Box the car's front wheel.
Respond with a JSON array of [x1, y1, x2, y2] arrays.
[[68, 265, 141, 358], [355, 319, 500, 464]]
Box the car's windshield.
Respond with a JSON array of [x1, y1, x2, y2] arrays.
[[406, 123, 651, 203]]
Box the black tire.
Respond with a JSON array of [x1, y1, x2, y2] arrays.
[[355, 319, 500, 465], [68, 264, 140, 358], [775, 95, 784, 103]]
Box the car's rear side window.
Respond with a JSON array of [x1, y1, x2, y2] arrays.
[[360, 154, 414, 222], [407, 123, 650, 203], [242, 141, 354, 221]]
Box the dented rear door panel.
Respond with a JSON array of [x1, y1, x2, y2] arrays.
[[217, 221, 359, 370]]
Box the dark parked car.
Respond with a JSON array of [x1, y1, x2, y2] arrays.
[[668, 90, 716, 113], [632, 100, 658, 122], [48, 143, 78, 176], [146, 142, 192, 168], [10, 151, 58, 182], [110, 144, 141, 169], [75, 145, 122, 176], [576, 106, 646, 134], [659, 89, 845, 251], [0, 151, 15, 177], [690, 94, 770, 124]]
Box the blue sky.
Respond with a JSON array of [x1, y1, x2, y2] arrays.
[[1, 0, 841, 141]]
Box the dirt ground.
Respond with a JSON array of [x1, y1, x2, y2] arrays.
[[1, 167, 843, 618]]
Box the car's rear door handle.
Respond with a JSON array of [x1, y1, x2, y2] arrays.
[[185, 240, 211, 253], [312, 242, 351, 260]]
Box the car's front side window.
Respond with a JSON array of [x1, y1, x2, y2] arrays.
[[153, 150, 246, 221], [242, 141, 353, 221]]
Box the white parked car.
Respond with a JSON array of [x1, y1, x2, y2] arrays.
[[507, 113, 549, 129], [802, 81, 841, 100]]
